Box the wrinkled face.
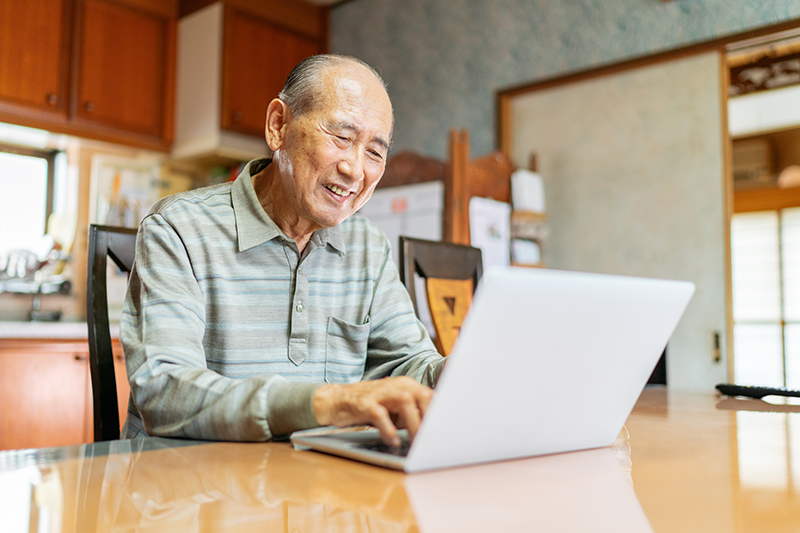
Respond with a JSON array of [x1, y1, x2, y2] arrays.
[[269, 64, 393, 232]]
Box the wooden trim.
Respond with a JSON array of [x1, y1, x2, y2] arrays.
[[719, 47, 735, 382], [0, 339, 91, 351], [378, 150, 445, 189], [162, 18, 177, 143], [181, 0, 324, 40], [445, 129, 470, 244], [321, 5, 330, 54], [59, 0, 75, 117], [102, 0, 179, 19], [178, 0, 212, 17], [220, 4, 235, 134], [497, 91, 511, 156], [0, 110, 171, 152], [69, 0, 86, 127], [733, 186, 800, 213]]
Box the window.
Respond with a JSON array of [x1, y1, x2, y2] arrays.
[[0, 144, 57, 256], [731, 207, 800, 388]]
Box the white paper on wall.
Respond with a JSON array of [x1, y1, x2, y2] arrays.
[[358, 181, 444, 266], [511, 169, 546, 213], [469, 196, 511, 270]]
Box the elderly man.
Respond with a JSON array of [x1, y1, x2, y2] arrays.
[[121, 54, 444, 447]]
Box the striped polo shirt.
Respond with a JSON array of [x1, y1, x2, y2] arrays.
[[121, 159, 443, 442]]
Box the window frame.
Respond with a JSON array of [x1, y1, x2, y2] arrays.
[[0, 143, 58, 235], [733, 183, 800, 387]]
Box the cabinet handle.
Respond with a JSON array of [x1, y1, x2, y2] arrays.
[[232, 111, 242, 122], [84, 101, 95, 113], [74, 354, 87, 362], [46, 93, 58, 106]]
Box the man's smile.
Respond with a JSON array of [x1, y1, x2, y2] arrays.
[[325, 183, 353, 199]]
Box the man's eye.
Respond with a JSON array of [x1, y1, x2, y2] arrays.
[[368, 149, 384, 161]]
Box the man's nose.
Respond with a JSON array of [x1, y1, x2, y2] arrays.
[[338, 147, 365, 182]]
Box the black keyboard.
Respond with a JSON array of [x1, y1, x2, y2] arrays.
[[358, 440, 411, 457], [716, 383, 800, 399]]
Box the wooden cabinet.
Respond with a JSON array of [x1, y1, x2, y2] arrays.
[[0, 342, 89, 450], [74, 0, 170, 137], [0, 0, 176, 151], [221, 7, 320, 137], [0, 338, 129, 451], [0, 0, 72, 119]]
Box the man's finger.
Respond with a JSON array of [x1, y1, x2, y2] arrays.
[[366, 403, 401, 447], [394, 391, 422, 441]]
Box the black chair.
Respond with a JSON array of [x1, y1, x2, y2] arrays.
[[86, 224, 137, 442], [398, 236, 483, 356]]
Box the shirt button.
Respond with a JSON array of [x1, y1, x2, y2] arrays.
[[296, 303, 304, 313], [298, 266, 302, 273]]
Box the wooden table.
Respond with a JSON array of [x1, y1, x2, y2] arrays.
[[0, 387, 798, 532]]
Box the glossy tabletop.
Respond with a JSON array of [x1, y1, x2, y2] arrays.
[[1, 387, 798, 532]]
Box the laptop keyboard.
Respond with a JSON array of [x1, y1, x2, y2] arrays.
[[358, 440, 411, 457]]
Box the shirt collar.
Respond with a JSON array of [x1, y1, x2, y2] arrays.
[[232, 159, 347, 256]]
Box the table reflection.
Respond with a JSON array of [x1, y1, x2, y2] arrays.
[[1, 439, 414, 532], [407, 447, 652, 533], [0, 431, 646, 533], [7, 389, 799, 532]]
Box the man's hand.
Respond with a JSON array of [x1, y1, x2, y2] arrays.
[[312, 377, 433, 447]]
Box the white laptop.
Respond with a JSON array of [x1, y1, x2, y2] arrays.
[[291, 266, 695, 473]]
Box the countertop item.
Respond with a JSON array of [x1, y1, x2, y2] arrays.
[[0, 321, 119, 340]]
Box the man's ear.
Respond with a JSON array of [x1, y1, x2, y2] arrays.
[[265, 99, 291, 151]]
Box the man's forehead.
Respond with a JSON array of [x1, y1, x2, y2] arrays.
[[319, 67, 393, 139]]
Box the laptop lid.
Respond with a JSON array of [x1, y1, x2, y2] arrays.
[[293, 267, 695, 473]]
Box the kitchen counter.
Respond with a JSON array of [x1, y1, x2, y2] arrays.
[[0, 321, 119, 339]]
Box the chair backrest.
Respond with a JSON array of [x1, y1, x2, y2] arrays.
[[86, 224, 137, 442], [399, 236, 483, 356]]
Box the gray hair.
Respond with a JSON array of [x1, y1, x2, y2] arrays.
[[278, 54, 389, 117]]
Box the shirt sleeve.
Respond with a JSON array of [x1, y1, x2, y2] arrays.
[[362, 244, 446, 387], [121, 214, 321, 441]]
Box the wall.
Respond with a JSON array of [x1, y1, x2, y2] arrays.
[[330, 0, 800, 159], [509, 52, 726, 390]]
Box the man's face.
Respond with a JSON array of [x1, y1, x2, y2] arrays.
[[271, 64, 393, 232]]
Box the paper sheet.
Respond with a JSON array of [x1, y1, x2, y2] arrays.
[[469, 197, 511, 270]]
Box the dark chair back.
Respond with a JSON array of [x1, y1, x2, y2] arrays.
[[399, 236, 483, 356], [86, 224, 137, 442]]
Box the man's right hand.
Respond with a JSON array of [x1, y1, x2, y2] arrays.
[[312, 376, 433, 447]]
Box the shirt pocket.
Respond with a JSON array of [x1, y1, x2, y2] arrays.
[[325, 316, 370, 383]]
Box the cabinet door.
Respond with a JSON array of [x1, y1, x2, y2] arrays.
[[0, 346, 88, 451], [222, 8, 321, 137], [75, 0, 167, 136], [0, 0, 71, 116]]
